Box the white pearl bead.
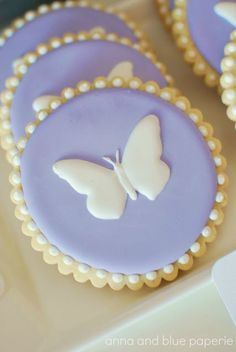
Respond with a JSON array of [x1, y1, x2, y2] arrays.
[[37, 45, 48, 55], [176, 101, 186, 111], [145, 271, 157, 281], [36, 234, 48, 245], [63, 256, 73, 265], [50, 39, 61, 48], [163, 264, 174, 274], [18, 64, 28, 74], [13, 190, 23, 202], [214, 156, 222, 167], [216, 192, 224, 203], [78, 263, 90, 273], [209, 209, 219, 221], [145, 84, 156, 94], [111, 273, 123, 283], [160, 91, 171, 101], [199, 126, 208, 136], [4, 28, 14, 37], [78, 82, 90, 93], [14, 19, 25, 29], [129, 79, 140, 89], [218, 174, 226, 185], [208, 141, 216, 151], [37, 111, 48, 121], [222, 88, 236, 105], [12, 155, 20, 167], [11, 172, 21, 185], [112, 78, 123, 87], [96, 269, 107, 279], [48, 246, 60, 256], [107, 33, 117, 41], [178, 254, 190, 265], [38, 5, 49, 14], [225, 42, 236, 55], [51, 100, 61, 110], [128, 274, 140, 284], [27, 220, 38, 231], [17, 137, 27, 150], [63, 88, 75, 99], [201, 226, 211, 238], [190, 242, 200, 253], [25, 11, 35, 21], [26, 123, 36, 134], [95, 80, 106, 89], [20, 204, 29, 215], [51, 2, 62, 10], [1, 120, 11, 130]]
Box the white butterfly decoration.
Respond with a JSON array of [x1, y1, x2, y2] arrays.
[[32, 61, 134, 112], [214, 2, 236, 26], [53, 114, 170, 220]]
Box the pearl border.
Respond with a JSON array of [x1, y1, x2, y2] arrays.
[[172, 0, 219, 89], [9, 77, 227, 291], [0, 29, 174, 157], [220, 29, 236, 126], [156, 0, 173, 29], [0, 0, 149, 49]]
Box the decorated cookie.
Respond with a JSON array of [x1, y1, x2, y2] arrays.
[[10, 78, 227, 290], [172, 0, 236, 88], [0, 30, 174, 155], [0, 0, 148, 92], [156, 0, 175, 28]]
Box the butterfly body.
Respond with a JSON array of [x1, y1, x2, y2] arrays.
[[103, 150, 137, 201]]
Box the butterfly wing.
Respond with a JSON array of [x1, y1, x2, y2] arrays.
[[53, 159, 127, 220], [214, 3, 236, 27], [122, 114, 170, 200], [107, 61, 134, 81]]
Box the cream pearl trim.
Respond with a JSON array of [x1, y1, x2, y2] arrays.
[[10, 77, 227, 290], [172, 0, 219, 89]]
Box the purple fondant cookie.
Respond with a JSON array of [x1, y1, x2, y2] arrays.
[[172, 0, 236, 88], [10, 78, 227, 290], [0, 31, 173, 149], [0, 1, 147, 92], [156, 0, 175, 28]]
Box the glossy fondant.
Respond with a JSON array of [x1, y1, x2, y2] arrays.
[[187, 0, 235, 73]]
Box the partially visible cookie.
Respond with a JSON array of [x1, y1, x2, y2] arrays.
[[172, 0, 236, 89]]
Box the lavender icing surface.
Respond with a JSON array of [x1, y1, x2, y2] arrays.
[[0, 6, 138, 91], [187, 0, 235, 73], [11, 40, 167, 141], [20, 89, 217, 274]]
